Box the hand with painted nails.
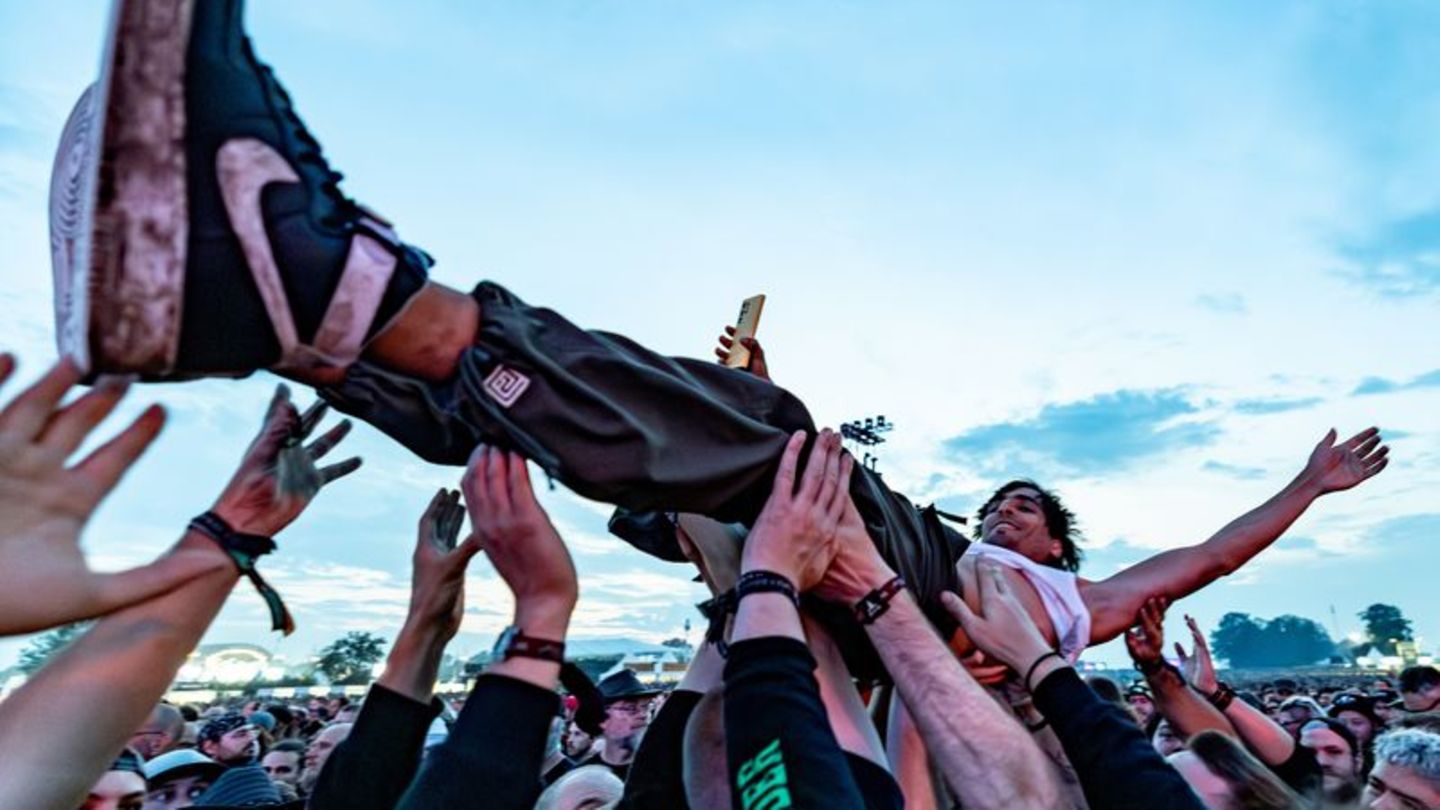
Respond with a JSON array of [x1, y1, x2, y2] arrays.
[[406, 488, 480, 641], [1302, 427, 1389, 495], [0, 355, 226, 636], [210, 384, 361, 538], [461, 446, 578, 628], [741, 429, 854, 591]]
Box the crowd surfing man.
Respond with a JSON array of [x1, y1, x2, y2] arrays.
[[52, 0, 1389, 687]]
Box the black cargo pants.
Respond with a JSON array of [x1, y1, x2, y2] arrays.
[[320, 282, 967, 679]]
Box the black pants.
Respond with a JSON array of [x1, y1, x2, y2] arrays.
[[321, 282, 967, 678]]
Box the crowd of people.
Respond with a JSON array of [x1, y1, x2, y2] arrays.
[[0, 348, 1434, 810], [9, 0, 1437, 807]]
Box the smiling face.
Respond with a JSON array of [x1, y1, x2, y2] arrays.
[[980, 487, 1064, 565]]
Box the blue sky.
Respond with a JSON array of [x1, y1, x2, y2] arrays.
[[0, 1, 1437, 671]]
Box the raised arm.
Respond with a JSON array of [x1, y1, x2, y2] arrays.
[[724, 429, 867, 810], [814, 496, 1061, 809], [1087, 428, 1388, 641], [1175, 615, 1297, 767], [0, 385, 357, 809], [397, 446, 579, 810], [0, 356, 226, 636], [1124, 598, 1234, 740], [310, 488, 479, 810]]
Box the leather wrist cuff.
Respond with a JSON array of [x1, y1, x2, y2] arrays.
[[854, 575, 907, 625], [190, 511, 294, 635], [1207, 681, 1236, 711]]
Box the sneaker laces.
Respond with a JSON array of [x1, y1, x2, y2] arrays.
[[249, 41, 360, 229]]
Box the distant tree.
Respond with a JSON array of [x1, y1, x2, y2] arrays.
[[17, 623, 90, 674], [660, 638, 689, 649], [1261, 615, 1335, 667], [1210, 612, 1335, 668], [1359, 604, 1414, 655], [1211, 613, 1267, 668], [315, 632, 386, 685]]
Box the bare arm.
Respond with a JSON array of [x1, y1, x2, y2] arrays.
[[1088, 428, 1389, 642], [815, 500, 1062, 810], [1125, 598, 1234, 739], [0, 386, 356, 809], [379, 489, 478, 702], [1175, 615, 1295, 765], [0, 357, 227, 637], [886, 699, 942, 810]]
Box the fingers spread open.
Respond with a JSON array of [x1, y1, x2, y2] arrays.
[[39, 378, 130, 458], [318, 456, 362, 485], [1352, 432, 1382, 458], [297, 400, 329, 441], [306, 419, 352, 461], [772, 430, 805, 498], [0, 357, 82, 439], [1343, 426, 1380, 450], [72, 404, 166, 502]]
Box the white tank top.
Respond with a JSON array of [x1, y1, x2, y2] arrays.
[[962, 543, 1092, 663]]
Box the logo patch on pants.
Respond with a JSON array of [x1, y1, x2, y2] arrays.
[[483, 365, 531, 408]]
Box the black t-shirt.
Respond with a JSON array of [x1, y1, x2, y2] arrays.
[[1268, 743, 1321, 796], [578, 751, 632, 783], [542, 755, 577, 786]]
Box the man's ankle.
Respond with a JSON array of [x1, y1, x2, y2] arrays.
[[363, 282, 480, 381]]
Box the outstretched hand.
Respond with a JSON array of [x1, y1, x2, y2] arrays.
[[1303, 427, 1388, 495], [741, 429, 853, 590], [210, 385, 361, 537], [1174, 614, 1218, 694], [1124, 597, 1169, 668], [714, 325, 771, 382], [406, 488, 480, 641], [461, 446, 578, 624], [0, 356, 227, 637]]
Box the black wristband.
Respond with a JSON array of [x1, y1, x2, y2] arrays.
[[734, 570, 800, 607], [854, 575, 907, 625], [1207, 681, 1236, 711], [1134, 657, 1166, 676], [1024, 651, 1064, 693], [189, 511, 294, 635]]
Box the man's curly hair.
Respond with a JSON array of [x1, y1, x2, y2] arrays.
[[973, 479, 1084, 573]]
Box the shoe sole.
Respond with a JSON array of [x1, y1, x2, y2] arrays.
[[51, 0, 194, 376]]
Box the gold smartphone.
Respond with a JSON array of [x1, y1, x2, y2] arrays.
[[723, 294, 766, 368]]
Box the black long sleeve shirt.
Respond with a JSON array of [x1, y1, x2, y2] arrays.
[[723, 637, 866, 810], [307, 683, 441, 810], [395, 674, 559, 810], [1031, 666, 1206, 810]]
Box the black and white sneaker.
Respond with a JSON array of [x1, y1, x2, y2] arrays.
[[50, 0, 431, 379]]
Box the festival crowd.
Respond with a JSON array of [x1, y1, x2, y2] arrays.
[[5, 0, 1437, 806], [0, 338, 1433, 810]]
